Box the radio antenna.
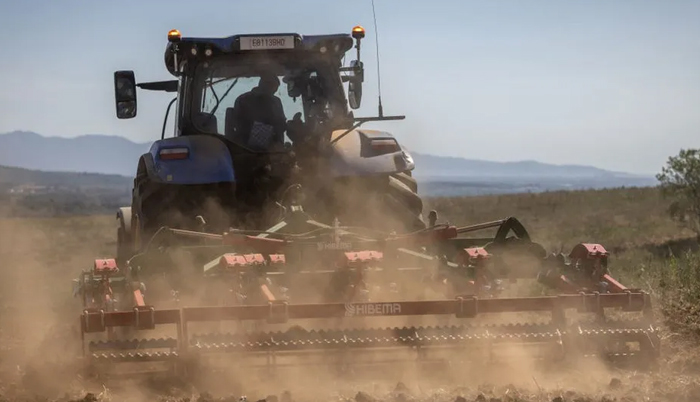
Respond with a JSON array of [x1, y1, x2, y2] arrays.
[[371, 0, 383, 117]]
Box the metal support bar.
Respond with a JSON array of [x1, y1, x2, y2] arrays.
[[179, 292, 648, 323], [267, 301, 289, 324], [575, 291, 601, 314], [82, 308, 106, 333], [455, 219, 508, 234], [80, 291, 649, 336], [133, 306, 156, 330], [455, 295, 478, 318], [81, 308, 181, 331]]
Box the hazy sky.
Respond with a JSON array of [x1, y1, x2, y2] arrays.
[[0, 0, 698, 174]]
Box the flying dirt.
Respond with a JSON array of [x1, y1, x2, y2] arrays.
[[0, 25, 689, 402], [2, 214, 700, 402]]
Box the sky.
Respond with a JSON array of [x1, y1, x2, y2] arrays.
[[0, 0, 698, 175]]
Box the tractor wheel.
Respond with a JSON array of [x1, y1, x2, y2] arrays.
[[116, 208, 134, 267], [384, 174, 426, 232], [132, 213, 143, 252], [116, 227, 132, 268], [312, 172, 425, 234], [392, 171, 418, 193]]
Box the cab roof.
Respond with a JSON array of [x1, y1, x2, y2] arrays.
[[164, 33, 355, 76]]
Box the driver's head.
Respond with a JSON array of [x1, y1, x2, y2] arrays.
[[258, 72, 280, 95]]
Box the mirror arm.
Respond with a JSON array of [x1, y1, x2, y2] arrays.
[[353, 115, 405, 123], [137, 80, 178, 93]]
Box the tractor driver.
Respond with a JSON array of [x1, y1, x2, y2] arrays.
[[227, 72, 287, 151]]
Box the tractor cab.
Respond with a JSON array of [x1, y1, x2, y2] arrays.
[[114, 28, 368, 155]]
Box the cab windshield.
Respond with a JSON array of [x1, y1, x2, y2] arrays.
[[190, 57, 347, 151]]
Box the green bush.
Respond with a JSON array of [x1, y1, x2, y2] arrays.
[[657, 251, 700, 336], [657, 148, 700, 238]]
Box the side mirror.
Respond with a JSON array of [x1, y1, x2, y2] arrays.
[[348, 60, 363, 110], [114, 71, 137, 119]]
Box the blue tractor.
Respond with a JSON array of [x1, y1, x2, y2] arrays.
[[113, 27, 424, 266]]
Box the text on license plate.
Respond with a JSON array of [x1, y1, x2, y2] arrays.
[[240, 36, 295, 50]]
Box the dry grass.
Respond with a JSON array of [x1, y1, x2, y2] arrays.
[[426, 186, 694, 252]]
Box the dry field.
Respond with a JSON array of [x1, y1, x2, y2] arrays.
[[2, 186, 700, 402]]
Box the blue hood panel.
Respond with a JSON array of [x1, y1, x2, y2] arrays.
[[147, 136, 235, 185]]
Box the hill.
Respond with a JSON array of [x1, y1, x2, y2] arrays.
[[0, 165, 131, 189], [0, 165, 132, 218], [0, 131, 148, 176], [0, 131, 657, 193], [409, 153, 642, 179]]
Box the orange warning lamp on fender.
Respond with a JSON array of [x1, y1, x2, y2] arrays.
[[352, 25, 365, 39], [168, 29, 181, 42]]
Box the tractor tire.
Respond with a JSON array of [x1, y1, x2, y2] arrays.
[[392, 171, 418, 193], [116, 227, 131, 267], [326, 173, 425, 234], [384, 174, 426, 232], [116, 207, 134, 268]]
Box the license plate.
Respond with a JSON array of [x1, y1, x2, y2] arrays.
[[239, 35, 295, 50]]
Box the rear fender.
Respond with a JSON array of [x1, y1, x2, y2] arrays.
[[327, 129, 414, 177], [142, 136, 235, 185]]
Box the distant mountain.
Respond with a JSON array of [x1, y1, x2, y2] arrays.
[[0, 131, 149, 176], [408, 153, 645, 180], [0, 131, 657, 192]]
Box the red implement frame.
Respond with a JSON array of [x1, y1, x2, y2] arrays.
[[76, 221, 660, 373], [539, 243, 630, 294], [456, 247, 492, 295], [79, 290, 653, 356]]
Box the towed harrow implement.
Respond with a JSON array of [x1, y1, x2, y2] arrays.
[[73, 212, 661, 378]]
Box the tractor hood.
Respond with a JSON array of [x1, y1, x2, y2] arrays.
[[327, 128, 415, 177]]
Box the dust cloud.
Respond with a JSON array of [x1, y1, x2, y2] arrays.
[[0, 190, 697, 402]]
